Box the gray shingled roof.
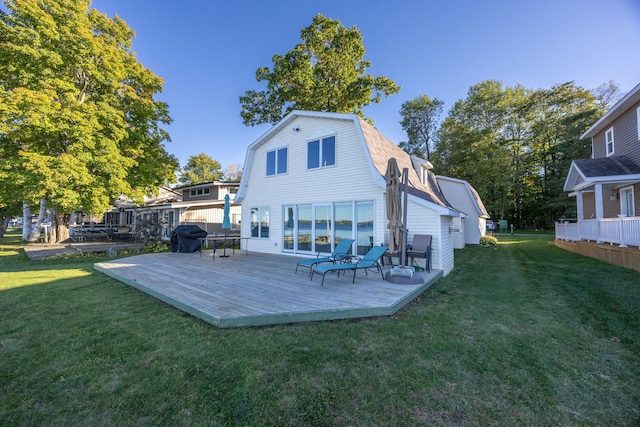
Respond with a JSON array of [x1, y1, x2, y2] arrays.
[[573, 156, 640, 178], [357, 117, 455, 210]]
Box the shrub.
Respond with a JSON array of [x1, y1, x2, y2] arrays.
[[480, 235, 498, 247]]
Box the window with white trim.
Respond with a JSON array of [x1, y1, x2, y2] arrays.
[[189, 187, 210, 197], [250, 207, 270, 238], [266, 147, 287, 176], [605, 127, 614, 156], [620, 186, 635, 217], [307, 135, 336, 169]]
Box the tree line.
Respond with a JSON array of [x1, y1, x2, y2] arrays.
[[400, 81, 618, 229]]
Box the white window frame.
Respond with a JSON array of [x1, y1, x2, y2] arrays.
[[307, 135, 336, 170], [620, 186, 635, 217], [605, 127, 614, 157], [266, 147, 288, 176], [189, 187, 210, 197], [250, 206, 270, 238]]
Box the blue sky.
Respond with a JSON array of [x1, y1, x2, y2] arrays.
[[89, 0, 640, 169]]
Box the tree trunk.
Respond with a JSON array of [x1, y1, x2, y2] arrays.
[[0, 216, 9, 237], [27, 198, 48, 242], [50, 210, 70, 243], [22, 202, 32, 241]]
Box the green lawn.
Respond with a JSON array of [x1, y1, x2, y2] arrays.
[[1, 231, 639, 426]]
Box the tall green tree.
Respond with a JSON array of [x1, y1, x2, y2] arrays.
[[433, 80, 511, 219], [240, 14, 400, 126], [433, 80, 604, 228], [398, 95, 444, 161], [0, 0, 178, 241], [178, 153, 223, 186], [527, 82, 604, 224]]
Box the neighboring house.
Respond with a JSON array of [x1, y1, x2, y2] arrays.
[[560, 82, 640, 249], [70, 182, 241, 240], [234, 110, 460, 275], [170, 181, 241, 235], [436, 175, 490, 248]]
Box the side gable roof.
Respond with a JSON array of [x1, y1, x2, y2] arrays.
[[581, 82, 640, 139], [564, 155, 640, 191]]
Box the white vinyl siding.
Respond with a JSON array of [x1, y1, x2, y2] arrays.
[[239, 114, 456, 275], [241, 117, 384, 254]]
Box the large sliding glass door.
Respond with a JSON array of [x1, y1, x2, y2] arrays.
[[334, 203, 353, 246], [356, 202, 374, 255], [297, 205, 312, 252], [315, 204, 332, 253], [282, 201, 373, 255]]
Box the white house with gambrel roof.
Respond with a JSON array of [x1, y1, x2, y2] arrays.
[[436, 175, 490, 247], [234, 110, 460, 275]]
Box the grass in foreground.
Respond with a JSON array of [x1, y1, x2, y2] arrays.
[[1, 230, 639, 426]]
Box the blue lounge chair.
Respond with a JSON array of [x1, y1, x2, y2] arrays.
[[295, 239, 354, 275], [311, 245, 388, 286]]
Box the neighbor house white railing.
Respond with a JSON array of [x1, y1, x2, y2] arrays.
[[555, 217, 640, 248]]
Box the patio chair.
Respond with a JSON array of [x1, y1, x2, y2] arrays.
[[295, 239, 354, 275], [406, 234, 431, 273], [311, 245, 388, 286]]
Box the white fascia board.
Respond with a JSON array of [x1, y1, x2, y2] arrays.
[[234, 110, 359, 203], [580, 82, 640, 139]]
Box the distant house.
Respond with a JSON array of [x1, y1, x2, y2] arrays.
[[436, 175, 490, 248], [558, 82, 640, 251], [168, 181, 241, 235], [234, 110, 460, 275], [71, 182, 241, 240]]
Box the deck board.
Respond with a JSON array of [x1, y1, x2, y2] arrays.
[[94, 251, 442, 327]]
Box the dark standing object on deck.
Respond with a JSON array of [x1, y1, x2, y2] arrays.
[[170, 225, 208, 253]]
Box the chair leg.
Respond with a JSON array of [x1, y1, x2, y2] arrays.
[[351, 269, 356, 283]]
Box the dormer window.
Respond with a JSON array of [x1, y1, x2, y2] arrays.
[[605, 127, 614, 156]]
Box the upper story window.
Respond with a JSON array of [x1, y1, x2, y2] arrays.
[[189, 187, 210, 197], [637, 107, 640, 141], [266, 147, 287, 176], [605, 127, 614, 156], [307, 135, 336, 169]]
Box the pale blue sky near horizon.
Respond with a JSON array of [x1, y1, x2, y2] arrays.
[[89, 0, 640, 169]]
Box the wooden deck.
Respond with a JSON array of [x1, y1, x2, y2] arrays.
[[94, 251, 442, 328]]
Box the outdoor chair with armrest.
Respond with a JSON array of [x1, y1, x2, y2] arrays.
[[311, 245, 388, 286], [295, 239, 354, 275], [406, 234, 432, 272]]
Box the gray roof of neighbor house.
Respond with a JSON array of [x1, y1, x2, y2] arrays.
[[564, 155, 640, 192], [573, 156, 640, 178], [581, 82, 640, 139]]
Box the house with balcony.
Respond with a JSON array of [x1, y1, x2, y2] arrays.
[[557, 82, 640, 271]]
